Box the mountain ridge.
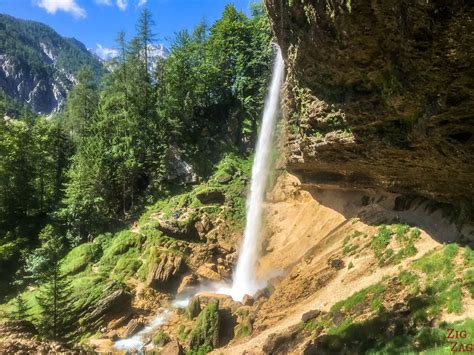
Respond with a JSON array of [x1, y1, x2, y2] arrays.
[[0, 13, 104, 114]]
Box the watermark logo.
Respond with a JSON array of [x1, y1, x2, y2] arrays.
[[447, 328, 473, 352]]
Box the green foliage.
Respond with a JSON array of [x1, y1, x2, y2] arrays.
[[369, 224, 421, 266], [331, 283, 385, 314], [178, 324, 190, 342], [0, 117, 71, 299], [413, 244, 457, 278], [152, 330, 170, 346], [464, 269, 474, 297], [61, 242, 101, 275], [464, 246, 474, 266], [186, 297, 202, 320], [235, 318, 252, 337], [30, 225, 76, 341], [8, 294, 30, 320]]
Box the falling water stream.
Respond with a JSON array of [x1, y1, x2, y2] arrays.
[[228, 46, 284, 301], [113, 47, 284, 351]]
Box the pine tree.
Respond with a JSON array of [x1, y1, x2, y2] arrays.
[[32, 225, 76, 341], [63, 66, 98, 141], [9, 294, 29, 320]]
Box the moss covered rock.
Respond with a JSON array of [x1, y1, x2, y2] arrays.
[[189, 299, 220, 350]]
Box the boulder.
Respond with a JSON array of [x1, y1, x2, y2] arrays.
[[196, 189, 225, 204], [186, 296, 201, 320], [83, 289, 132, 327], [242, 295, 255, 307], [146, 254, 184, 289], [195, 214, 213, 239], [161, 339, 184, 355], [122, 318, 145, 338], [189, 299, 220, 349], [151, 212, 200, 240], [196, 263, 222, 281], [301, 309, 321, 322], [177, 273, 199, 294], [217, 174, 233, 184]]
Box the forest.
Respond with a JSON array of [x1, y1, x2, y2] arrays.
[[0, 3, 271, 342]]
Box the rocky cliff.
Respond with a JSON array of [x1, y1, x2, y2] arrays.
[[264, 0, 473, 237], [0, 14, 104, 114]]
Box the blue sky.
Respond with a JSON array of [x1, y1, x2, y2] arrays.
[[0, 0, 255, 52]]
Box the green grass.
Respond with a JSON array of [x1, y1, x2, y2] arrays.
[[306, 243, 474, 354], [464, 246, 474, 266], [369, 224, 422, 266], [61, 242, 101, 275], [464, 269, 474, 297], [331, 283, 385, 314], [152, 330, 170, 346]]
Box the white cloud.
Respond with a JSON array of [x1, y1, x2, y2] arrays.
[[137, 0, 147, 6], [91, 44, 119, 61], [36, 0, 86, 18], [116, 0, 127, 10], [95, 0, 112, 5]]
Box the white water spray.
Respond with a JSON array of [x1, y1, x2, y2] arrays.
[[229, 47, 284, 301]]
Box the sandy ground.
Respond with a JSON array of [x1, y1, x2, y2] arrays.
[[215, 173, 442, 354]]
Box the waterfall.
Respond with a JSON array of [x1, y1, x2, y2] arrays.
[[230, 47, 284, 301], [112, 48, 284, 350]]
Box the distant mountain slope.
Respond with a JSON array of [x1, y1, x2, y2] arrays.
[[90, 43, 169, 72], [0, 14, 104, 114]]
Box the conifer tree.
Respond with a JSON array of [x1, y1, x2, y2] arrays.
[[31, 225, 76, 341]]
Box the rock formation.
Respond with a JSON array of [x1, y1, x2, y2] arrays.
[[264, 0, 473, 237]]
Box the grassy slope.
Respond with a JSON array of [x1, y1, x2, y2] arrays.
[[0, 153, 251, 339], [302, 242, 474, 354]]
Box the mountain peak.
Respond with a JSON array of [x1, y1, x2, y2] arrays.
[[0, 14, 104, 114]]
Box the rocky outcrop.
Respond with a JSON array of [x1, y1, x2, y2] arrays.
[[151, 212, 200, 240], [189, 299, 220, 350], [82, 288, 132, 328], [146, 253, 184, 289], [161, 338, 184, 355], [264, 0, 474, 235]]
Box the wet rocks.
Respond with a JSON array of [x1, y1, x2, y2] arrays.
[[122, 318, 145, 338]]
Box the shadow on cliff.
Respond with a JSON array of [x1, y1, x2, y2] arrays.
[[304, 186, 473, 246]]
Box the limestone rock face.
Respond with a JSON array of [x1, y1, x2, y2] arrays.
[[83, 288, 132, 327], [264, 0, 474, 235], [146, 253, 184, 289], [151, 212, 200, 240]]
